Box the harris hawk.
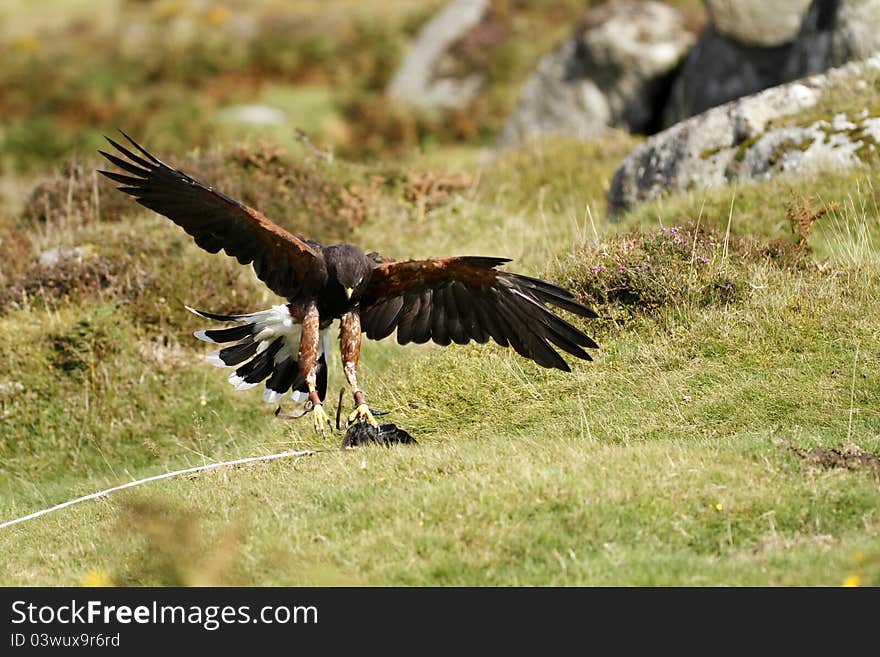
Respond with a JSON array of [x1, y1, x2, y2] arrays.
[[98, 134, 598, 435]]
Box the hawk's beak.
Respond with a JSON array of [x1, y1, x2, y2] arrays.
[[345, 287, 354, 300]]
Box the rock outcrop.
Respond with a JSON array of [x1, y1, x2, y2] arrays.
[[663, 0, 880, 126], [496, 1, 693, 148], [608, 56, 880, 215], [386, 0, 489, 109], [706, 0, 813, 48], [832, 0, 880, 63]]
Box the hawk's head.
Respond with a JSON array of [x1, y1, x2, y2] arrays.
[[324, 244, 373, 302]]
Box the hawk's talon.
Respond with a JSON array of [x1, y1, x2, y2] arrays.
[[313, 404, 332, 436], [347, 403, 379, 429]]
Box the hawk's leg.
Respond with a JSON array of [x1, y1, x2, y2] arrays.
[[299, 302, 332, 435], [340, 311, 379, 428]]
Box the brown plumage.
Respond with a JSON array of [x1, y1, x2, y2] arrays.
[[99, 133, 598, 435]]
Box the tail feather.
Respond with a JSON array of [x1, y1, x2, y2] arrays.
[[283, 353, 327, 404], [315, 353, 328, 402], [189, 303, 329, 405], [206, 336, 258, 368], [230, 338, 283, 389], [263, 358, 297, 403], [185, 305, 267, 323], [195, 324, 255, 344]]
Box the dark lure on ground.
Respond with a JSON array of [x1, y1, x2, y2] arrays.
[[334, 388, 416, 447], [274, 388, 417, 447], [342, 423, 417, 447]]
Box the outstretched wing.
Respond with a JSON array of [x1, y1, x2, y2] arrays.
[[360, 256, 598, 371], [98, 133, 325, 300]]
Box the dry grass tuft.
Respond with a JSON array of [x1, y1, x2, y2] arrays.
[[0, 251, 116, 313], [404, 170, 472, 214], [786, 191, 839, 249], [0, 225, 33, 290], [21, 161, 132, 227]]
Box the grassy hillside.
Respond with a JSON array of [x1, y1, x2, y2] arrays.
[[0, 0, 878, 587], [1, 134, 878, 586]]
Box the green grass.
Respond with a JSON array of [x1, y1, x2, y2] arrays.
[[1, 135, 879, 586], [1, 0, 878, 587]]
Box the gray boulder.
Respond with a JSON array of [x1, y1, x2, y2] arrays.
[[833, 0, 880, 63], [496, 1, 693, 148], [387, 0, 489, 109], [609, 55, 880, 215], [707, 0, 813, 48], [663, 0, 880, 127], [739, 111, 880, 179]]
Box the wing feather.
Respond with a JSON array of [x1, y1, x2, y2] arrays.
[[410, 289, 433, 344], [431, 286, 451, 346], [98, 132, 326, 300], [395, 293, 422, 345], [360, 256, 597, 371], [450, 282, 485, 344]]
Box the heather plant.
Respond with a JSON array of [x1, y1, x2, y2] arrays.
[[561, 222, 814, 323]]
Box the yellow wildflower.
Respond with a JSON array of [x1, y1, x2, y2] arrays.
[[80, 569, 114, 587], [841, 574, 861, 587]]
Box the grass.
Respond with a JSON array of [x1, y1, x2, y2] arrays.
[[1, 134, 879, 586], [1, 0, 879, 587]]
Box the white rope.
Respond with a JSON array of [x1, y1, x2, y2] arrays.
[[0, 448, 317, 530]]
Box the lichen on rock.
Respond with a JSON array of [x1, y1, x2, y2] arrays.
[[609, 55, 880, 216]]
